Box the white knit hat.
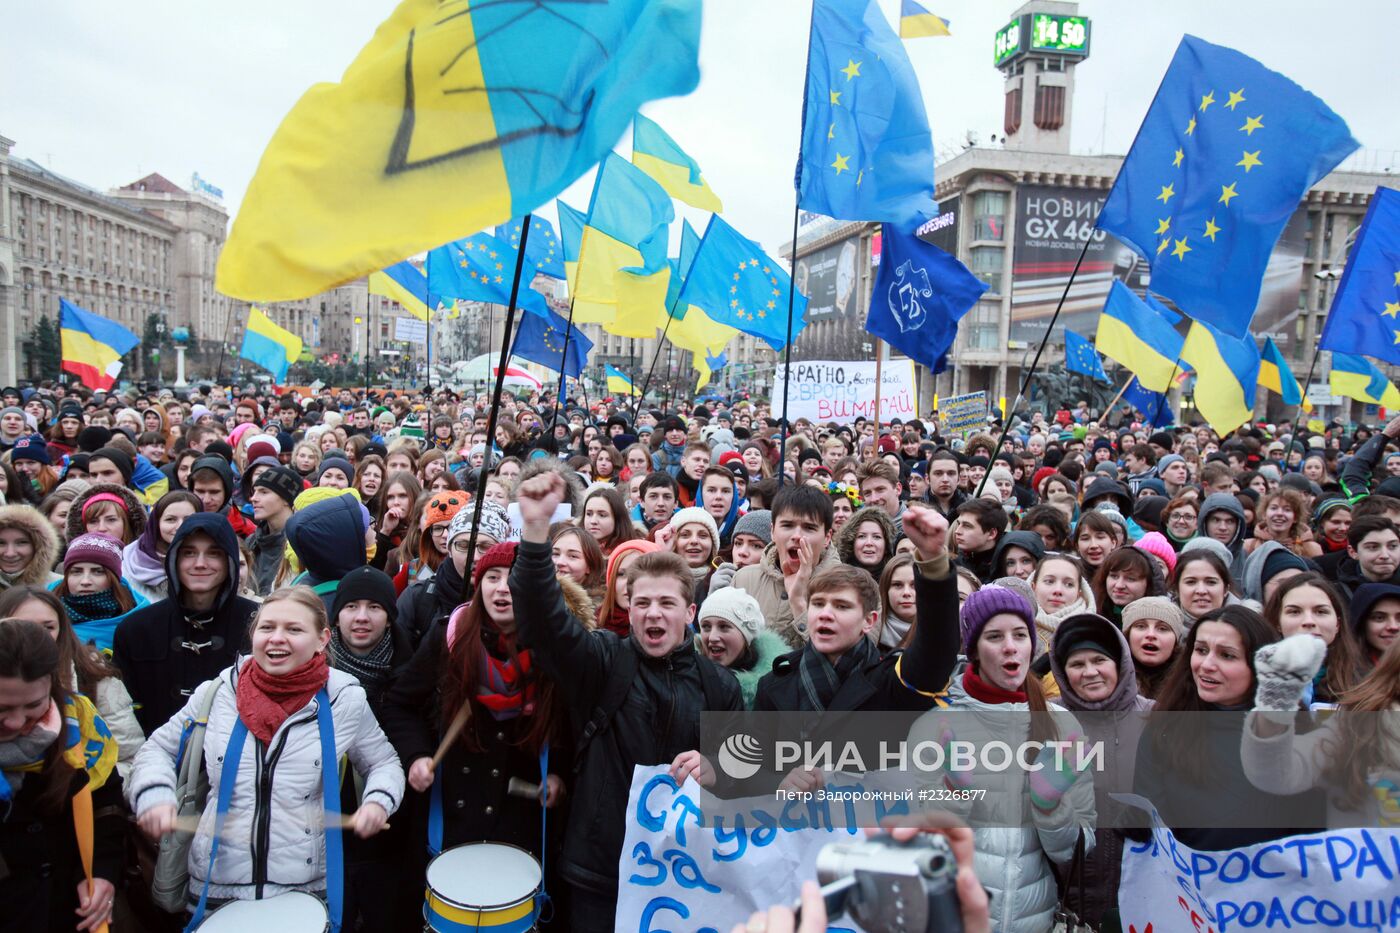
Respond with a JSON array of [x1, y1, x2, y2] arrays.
[[697, 587, 764, 645], [669, 506, 719, 544]]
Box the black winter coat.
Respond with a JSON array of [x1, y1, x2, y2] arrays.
[[0, 770, 125, 933], [510, 541, 743, 894], [113, 513, 257, 735], [753, 555, 960, 713], [380, 622, 565, 859], [395, 560, 466, 650]]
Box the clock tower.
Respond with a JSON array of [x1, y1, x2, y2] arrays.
[[994, 1, 1091, 154]]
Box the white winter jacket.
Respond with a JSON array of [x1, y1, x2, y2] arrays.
[[910, 664, 1096, 933], [126, 663, 404, 904]]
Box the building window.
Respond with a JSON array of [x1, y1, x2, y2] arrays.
[[972, 191, 1007, 241], [969, 324, 1001, 350], [969, 247, 1004, 294]]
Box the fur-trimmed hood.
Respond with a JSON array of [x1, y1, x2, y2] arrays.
[[0, 504, 61, 587], [834, 505, 897, 575], [726, 629, 789, 709], [66, 482, 147, 544], [558, 573, 597, 631]]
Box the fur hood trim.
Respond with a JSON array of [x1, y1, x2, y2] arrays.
[[0, 504, 60, 586]]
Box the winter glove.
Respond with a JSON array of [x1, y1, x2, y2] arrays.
[[934, 721, 975, 792], [709, 561, 738, 592], [1027, 731, 1092, 813], [1253, 633, 1327, 722]]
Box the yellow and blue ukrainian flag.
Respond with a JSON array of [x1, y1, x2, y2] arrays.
[[59, 299, 140, 391], [1095, 282, 1184, 393], [1180, 319, 1260, 433], [215, 0, 701, 301], [1097, 35, 1358, 339], [605, 364, 636, 396], [575, 153, 674, 333], [1330, 353, 1400, 409], [899, 0, 950, 38], [239, 308, 303, 383], [1258, 336, 1311, 412], [368, 260, 436, 322], [631, 113, 722, 212]]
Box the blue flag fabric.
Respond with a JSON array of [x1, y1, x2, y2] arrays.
[[426, 231, 548, 317], [676, 216, 808, 351], [512, 305, 592, 379], [1097, 35, 1358, 339], [496, 217, 565, 280], [1121, 377, 1174, 427], [798, 0, 938, 227], [1319, 187, 1400, 365], [1065, 330, 1110, 383], [866, 224, 986, 373]]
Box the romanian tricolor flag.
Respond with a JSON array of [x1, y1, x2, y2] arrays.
[[240, 307, 303, 382], [899, 0, 950, 38], [606, 364, 636, 396], [60, 299, 139, 391]]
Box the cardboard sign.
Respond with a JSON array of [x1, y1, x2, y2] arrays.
[[771, 359, 918, 424]]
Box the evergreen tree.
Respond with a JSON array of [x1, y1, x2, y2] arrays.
[[32, 316, 62, 379]]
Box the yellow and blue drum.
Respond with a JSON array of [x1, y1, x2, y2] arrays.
[[424, 843, 542, 932]]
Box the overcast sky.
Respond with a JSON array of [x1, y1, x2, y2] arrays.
[[5, 1, 1396, 253]]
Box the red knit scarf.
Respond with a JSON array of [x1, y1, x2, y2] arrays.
[[237, 653, 330, 745], [962, 667, 1027, 705], [599, 604, 631, 638], [476, 629, 537, 720]]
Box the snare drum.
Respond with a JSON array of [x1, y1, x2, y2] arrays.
[[424, 843, 542, 932], [197, 891, 329, 931]]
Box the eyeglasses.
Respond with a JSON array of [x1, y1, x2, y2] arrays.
[[1167, 511, 1197, 523]]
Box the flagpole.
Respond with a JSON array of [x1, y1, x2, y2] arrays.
[[215, 304, 239, 384], [1101, 375, 1133, 421], [777, 1, 819, 490], [632, 314, 679, 422], [462, 215, 532, 585], [554, 298, 577, 412], [974, 235, 1094, 499], [1153, 361, 1180, 427], [869, 337, 884, 460], [426, 313, 433, 397]]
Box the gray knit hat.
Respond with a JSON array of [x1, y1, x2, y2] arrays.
[[731, 509, 772, 547], [1179, 535, 1233, 568], [1120, 595, 1186, 641], [446, 500, 511, 548]]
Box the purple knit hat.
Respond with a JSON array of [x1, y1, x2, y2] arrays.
[[63, 532, 124, 577], [959, 585, 1036, 655]]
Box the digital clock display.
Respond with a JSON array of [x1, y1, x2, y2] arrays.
[[995, 13, 1091, 66], [993, 18, 1023, 66]]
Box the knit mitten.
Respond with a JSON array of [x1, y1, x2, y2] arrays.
[[1027, 731, 1090, 813], [1253, 634, 1326, 721], [709, 562, 737, 592], [935, 722, 975, 791]]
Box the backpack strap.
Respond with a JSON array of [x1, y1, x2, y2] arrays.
[[185, 714, 247, 932], [315, 687, 344, 933], [574, 640, 639, 770]]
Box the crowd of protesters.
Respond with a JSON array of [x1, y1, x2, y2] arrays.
[[0, 378, 1398, 933]]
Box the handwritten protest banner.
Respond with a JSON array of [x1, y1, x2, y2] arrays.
[[770, 359, 917, 424], [1117, 795, 1400, 933], [939, 391, 988, 434], [615, 765, 910, 932]]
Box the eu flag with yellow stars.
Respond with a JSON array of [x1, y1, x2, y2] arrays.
[[497, 217, 564, 280], [1120, 377, 1174, 427], [426, 230, 548, 317], [676, 215, 808, 351], [1065, 330, 1110, 384], [799, 0, 937, 228], [1097, 35, 1358, 339], [1319, 187, 1400, 365], [512, 303, 592, 379]]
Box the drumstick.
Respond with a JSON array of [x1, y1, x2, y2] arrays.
[[507, 777, 544, 801], [430, 701, 473, 770], [172, 812, 389, 837]]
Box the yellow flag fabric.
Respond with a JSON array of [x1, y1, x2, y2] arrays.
[[667, 304, 737, 390], [605, 267, 670, 339]]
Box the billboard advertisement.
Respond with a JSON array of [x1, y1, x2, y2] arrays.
[[1009, 186, 1148, 343], [1245, 209, 1307, 356], [794, 236, 860, 322], [917, 195, 960, 256]]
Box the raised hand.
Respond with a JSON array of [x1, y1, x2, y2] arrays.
[[516, 471, 568, 542], [901, 506, 949, 560]]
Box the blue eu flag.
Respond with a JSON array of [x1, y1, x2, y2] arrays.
[[866, 224, 986, 373], [1120, 377, 1174, 427], [426, 231, 548, 317], [512, 305, 592, 379], [676, 216, 808, 351], [1097, 36, 1358, 339], [799, 0, 938, 227], [1065, 330, 1110, 384], [1319, 187, 1400, 365], [496, 217, 565, 280]]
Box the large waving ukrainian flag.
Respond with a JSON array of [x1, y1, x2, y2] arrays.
[[60, 299, 139, 391], [216, 0, 702, 301]]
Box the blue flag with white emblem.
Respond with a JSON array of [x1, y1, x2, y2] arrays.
[[511, 304, 593, 379], [1319, 187, 1400, 366], [866, 224, 986, 373], [1065, 330, 1110, 384], [496, 217, 565, 280], [1097, 35, 1358, 339], [798, 0, 938, 227]]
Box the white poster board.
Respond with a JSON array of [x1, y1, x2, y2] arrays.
[[771, 359, 918, 424], [394, 317, 428, 344]]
